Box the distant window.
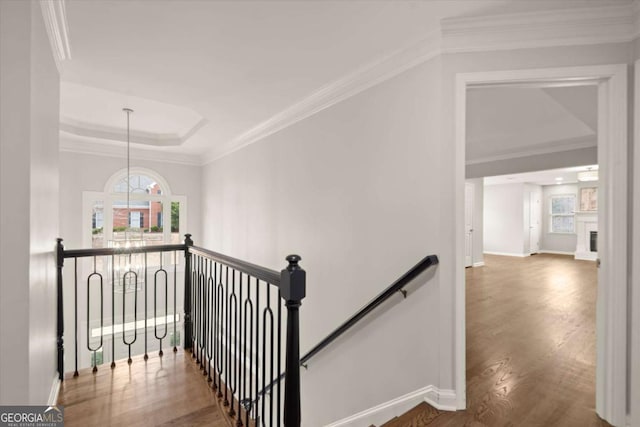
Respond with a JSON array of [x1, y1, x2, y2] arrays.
[[550, 194, 575, 233], [86, 168, 186, 251]]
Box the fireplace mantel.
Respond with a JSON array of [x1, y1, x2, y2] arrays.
[[575, 211, 597, 261]]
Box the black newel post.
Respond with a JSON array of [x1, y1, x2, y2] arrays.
[[281, 254, 306, 427], [56, 238, 65, 381], [183, 234, 194, 351]]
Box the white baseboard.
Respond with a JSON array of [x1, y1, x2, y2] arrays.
[[574, 252, 597, 261], [48, 374, 60, 406], [539, 250, 575, 256], [483, 251, 528, 257], [472, 261, 485, 267], [325, 385, 456, 427], [423, 387, 457, 411]]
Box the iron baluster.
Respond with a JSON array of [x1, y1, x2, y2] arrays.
[[243, 276, 254, 427], [56, 238, 64, 381], [237, 272, 244, 426], [262, 284, 274, 427], [111, 254, 115, 369], [202, 257, 209, 376], [74, 257, 79, 377], [229, 269, 238, 417], [195, 255, 200, 365], [154, 254, 168, 357], [277, 289, 282, 426], [212, 261, 219, 391], [224, 266, 230, 407], [207, 259, 214, 382], [144, 252, 148, 361], [201, 256, 207, 369], [183, 234, 193, 351], [255, 279, 260, 424], [122, 263, 138, 364], [216, 268, 225, 399], [87, 256, 104, 373], [173, 251, 178, 353]]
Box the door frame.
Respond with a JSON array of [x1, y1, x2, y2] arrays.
[[454, 64, 628, 426]]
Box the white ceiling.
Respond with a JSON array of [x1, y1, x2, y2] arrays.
[[484, 165, 598, 186], [59, 0, 523, 159], [59, 0, 617, 163], [466, 85, 598, 163]]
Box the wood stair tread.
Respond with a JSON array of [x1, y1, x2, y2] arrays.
[[381, 403, 442, 427]]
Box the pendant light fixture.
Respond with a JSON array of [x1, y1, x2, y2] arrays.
[[577, 167, 598, 182], [108, 107, 145, 293]]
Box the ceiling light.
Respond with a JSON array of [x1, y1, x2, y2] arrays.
[[578, 170, 598, 182], [108, 108, 145, 293], [555, 177, 563, 181]]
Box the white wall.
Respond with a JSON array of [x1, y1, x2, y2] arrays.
[[202, 58, 444, 425], [540, 184, 578, 254], [58, 150, 201, 249], [0, 1, 60, 404], [483, 183, 526, 256], [466, 178, 484, 266]]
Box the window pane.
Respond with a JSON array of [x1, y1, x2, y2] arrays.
[[92, 201, 104, 248], [112, 174, 162, 195], [552, 215, 574, 233], [551, 195, 575, 214], [171, 201, 180, 244]]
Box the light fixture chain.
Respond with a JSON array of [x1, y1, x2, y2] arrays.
[[123, 108, 133, 242]]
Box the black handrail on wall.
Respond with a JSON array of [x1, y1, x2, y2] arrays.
[[300, 254, 438, 365], [254, 253, 439, 401]]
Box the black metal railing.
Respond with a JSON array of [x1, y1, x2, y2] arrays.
[[56, 234, 305, 427]]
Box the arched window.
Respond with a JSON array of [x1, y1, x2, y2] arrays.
[[85, 168, 186, 252]]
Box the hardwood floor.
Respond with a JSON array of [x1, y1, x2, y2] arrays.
[[58, 350, 232, 426], [383, 254, 610, 427]]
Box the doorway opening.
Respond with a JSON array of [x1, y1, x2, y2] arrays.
[[454, 65, 628, 427]]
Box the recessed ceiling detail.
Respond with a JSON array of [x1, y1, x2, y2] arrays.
[[466, 85, 598, 164], [60, 82, 207, 147]]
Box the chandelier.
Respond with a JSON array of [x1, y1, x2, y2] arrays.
[[108, 108, 145, 293]]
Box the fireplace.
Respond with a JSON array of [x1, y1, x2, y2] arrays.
[[590, 231, 597, 252], [575, 211, 598, 261]]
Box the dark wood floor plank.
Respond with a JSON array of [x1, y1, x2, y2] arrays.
[[58, 351, 231, 427], [387, 254, 610, 427]]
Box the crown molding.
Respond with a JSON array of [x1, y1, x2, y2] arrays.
[[59, 132, 201, 166], [40, 0, 71, 73], [201, 3, 640, 165], [441, 3, 637, 54], [60, 116, 208, 147], [201, 32, 441, 165]]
